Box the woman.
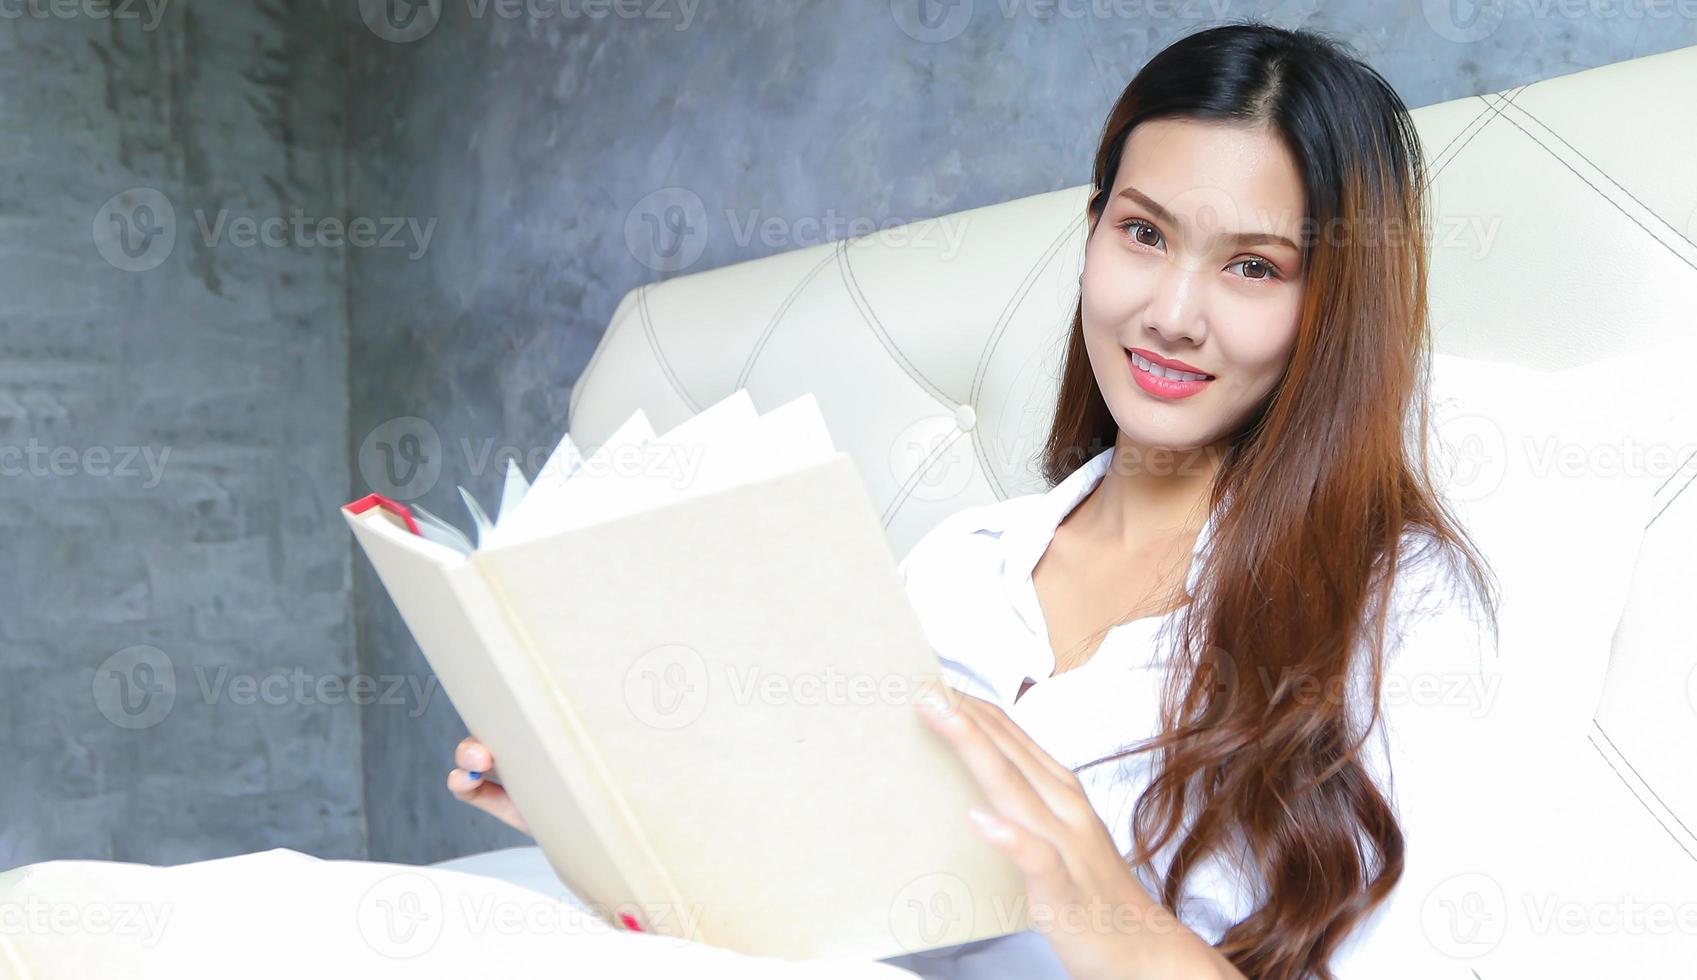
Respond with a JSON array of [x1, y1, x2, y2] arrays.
[[449, 22, 1499, 979]]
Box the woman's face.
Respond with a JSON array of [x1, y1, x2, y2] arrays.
[[1081, 118, 1308, 457]]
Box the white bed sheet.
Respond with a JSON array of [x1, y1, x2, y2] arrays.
[[0, 847, 919, 979]]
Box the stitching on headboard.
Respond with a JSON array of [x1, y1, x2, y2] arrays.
[[836, 239, 953, 406], [1487, 98, 1697, 268], [735, 245, 842, 390], [1649, 452, 1697, 529], [1589, 722, 1697, 863], [1422, 90, 1503, 178], [1655, 444, 1697, 498], [636, 282, 704, 413], [968, 208, 1088, 500], [1425, 82, 1534, 180], [1424, 84, 1527, 188]]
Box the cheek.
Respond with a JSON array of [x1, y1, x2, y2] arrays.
[[1079, 262, 1153, 338], [1214, 313, 1301, 396]]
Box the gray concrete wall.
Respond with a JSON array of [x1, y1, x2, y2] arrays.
[[343, 1, 1697, 865], [0, 0, 361, 866]]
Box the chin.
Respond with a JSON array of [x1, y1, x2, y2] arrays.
[[1105, 413, 1212, 456]]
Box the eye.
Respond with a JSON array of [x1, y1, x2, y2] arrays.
[[1230, 258, 1281, 282], [1117, 218, 1163, 250]]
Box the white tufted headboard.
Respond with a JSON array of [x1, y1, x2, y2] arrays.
[[568, 43, 1697, 563]]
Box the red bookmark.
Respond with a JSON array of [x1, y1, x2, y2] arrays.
[[344, 493, 422, 537], [618, 912, 644, 932]]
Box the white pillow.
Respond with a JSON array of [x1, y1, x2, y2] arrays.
[[1331, 350, 1687, 976], [0, 848, 920, 979], [1462, 345, 1697, 975], [1421, 350, 1658, 729]]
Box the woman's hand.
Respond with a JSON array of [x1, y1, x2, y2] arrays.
[[913, 685, 1245, 980], [446, 737, 531, 836]]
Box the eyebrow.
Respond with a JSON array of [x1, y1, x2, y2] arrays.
[[1114, 185, 1301, 253]]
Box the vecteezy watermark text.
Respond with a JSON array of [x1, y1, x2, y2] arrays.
[[94, 188, 438, 272], [195, 209, 436, 260], [358, 0, 699, 43], [194, 665, 441, 719], [0, 0, 170, 30], [0, 440, 170, 488], [0, 896, 173, 947]]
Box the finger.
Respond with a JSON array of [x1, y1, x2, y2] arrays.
[[957, 696, 1081, 788], [446, 766, 498, 802], [922, 692, 1089, 813], [967, 805, 1075, 900], [446, 768, 529, 835], [954, 699, 1096, 827], [455, 737, 492, 773], [917, 692, 1065, 840]]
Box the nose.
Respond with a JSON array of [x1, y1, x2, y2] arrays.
[[1141, 256, 1208, 347]]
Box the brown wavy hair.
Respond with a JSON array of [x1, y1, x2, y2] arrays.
[[1042, 23, 1499, 979]]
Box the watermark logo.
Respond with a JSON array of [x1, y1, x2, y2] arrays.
[[1430, 407, 1508, 504], [1422, 0, 1507, 42], [1195, 644, 1238, 725], [625, 186, 708, 273], [890, 414, 976, 504], [889, 871, 977, 954], [1156, 183, 1244, 255], [1421, 871, 1506, 959], [357, 872, 444, 958], [93, 188, 176, 273], [359, 417, 444, 501], [623, 643, 710, 730], [359, 0, 442, 42], [93, 645, 176, 731], [891, 0, 974, 42]]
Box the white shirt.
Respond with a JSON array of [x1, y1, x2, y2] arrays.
[[879, 446, 1496, 979]]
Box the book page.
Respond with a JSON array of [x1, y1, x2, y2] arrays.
[[498, 390, 837, 544], [485, 408, 652, 549]]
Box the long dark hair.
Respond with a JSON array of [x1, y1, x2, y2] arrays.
[[1042, 23, 1499, 979]]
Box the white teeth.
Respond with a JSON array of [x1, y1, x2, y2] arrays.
[[1130, 352, 1210, 383]]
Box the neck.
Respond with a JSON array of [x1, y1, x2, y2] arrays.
[[1068, 433, 1223, 548]]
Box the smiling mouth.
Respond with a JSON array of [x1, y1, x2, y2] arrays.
[[1127, 350, 1214, 381], [1126, 349, 1214, 401]]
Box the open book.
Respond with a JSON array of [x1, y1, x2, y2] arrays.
[[342, 389, 1030, 960]]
